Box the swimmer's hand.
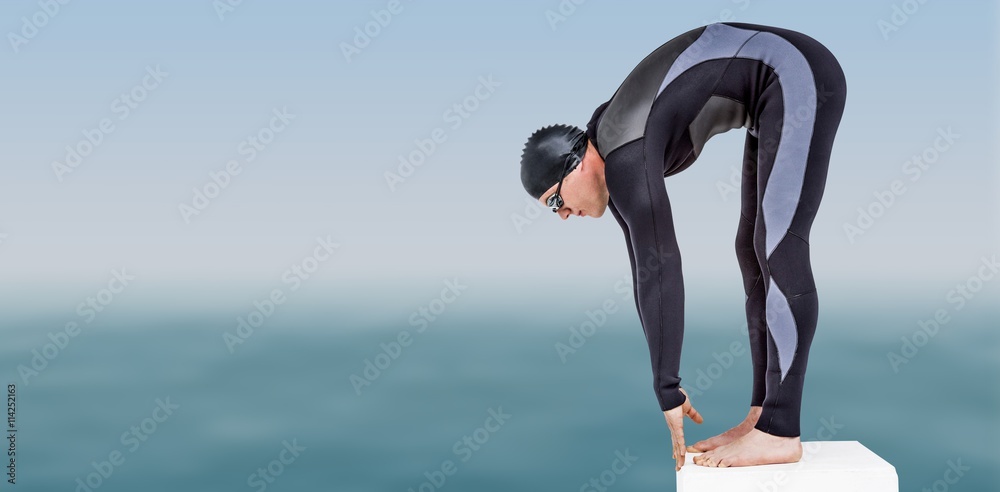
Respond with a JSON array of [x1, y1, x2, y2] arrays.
[[664, 387, 703, 471]]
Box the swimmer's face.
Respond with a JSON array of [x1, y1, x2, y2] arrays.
[[538, 139, 610, 220]]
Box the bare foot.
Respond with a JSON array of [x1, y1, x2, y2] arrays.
[[692, 428, 802, 467], [686, 406, 761, 453]]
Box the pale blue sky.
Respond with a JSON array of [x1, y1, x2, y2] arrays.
[[1, 0, 997, 312]]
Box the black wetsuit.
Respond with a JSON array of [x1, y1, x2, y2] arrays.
[[585, 22, 847, 437]]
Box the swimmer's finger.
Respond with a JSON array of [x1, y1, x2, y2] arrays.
[[686, 405, 704, 424]]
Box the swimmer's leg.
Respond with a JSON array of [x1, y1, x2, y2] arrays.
[[752, 61, 847, 439], [687, 132, 768, 455], [736, 131, 768, 412]]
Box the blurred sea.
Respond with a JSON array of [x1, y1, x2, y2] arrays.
[[3, 293, 998, 491]]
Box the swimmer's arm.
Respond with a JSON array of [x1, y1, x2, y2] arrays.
[[617, 164, 686, 412]]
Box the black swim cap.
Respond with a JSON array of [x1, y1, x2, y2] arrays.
[[520, 124, 587, 200]]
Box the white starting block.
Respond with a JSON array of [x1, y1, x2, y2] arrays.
[[678, 441, 898, 492]]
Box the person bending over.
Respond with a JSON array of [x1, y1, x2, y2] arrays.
[[519, 22, 847, 470]]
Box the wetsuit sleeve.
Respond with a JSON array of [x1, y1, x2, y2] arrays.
[[604, 141, 687, 412], [607, 198, 642, 320]]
